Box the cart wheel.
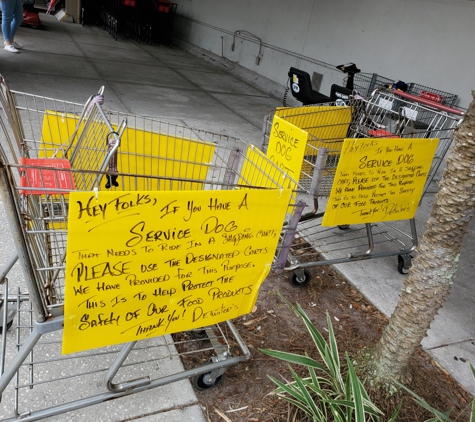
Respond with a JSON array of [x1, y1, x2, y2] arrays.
[[338, 225, 350, 230], [192, 372, 224, 391], [0, 319, 13, 334], [397, 260, 409, 275], [397, 255, 411, 275], [291, 270, 311, 287], [0, 301, 14, 334], [189, 329, 208, 339]]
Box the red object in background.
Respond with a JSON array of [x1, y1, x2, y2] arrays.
[[123, 0, 136, 6], [367, 129, 399, 138], [22, 0, 41, 29], [419, 90, 443, 104], [46, 0, 58, 14], [155, 0, 172, 13], [22, 10, 41, 29]]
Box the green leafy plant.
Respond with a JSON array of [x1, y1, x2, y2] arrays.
[[394, 363, 475, 422], [260, 295, 475, 422], [260, 296, 401, 422]]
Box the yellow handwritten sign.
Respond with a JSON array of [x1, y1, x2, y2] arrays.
[[266, 115, 309, 180], [63, 189, 291, 354], [322, 138, 439, 226]]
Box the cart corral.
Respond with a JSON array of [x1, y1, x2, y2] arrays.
[[0, 73, 466, 419]]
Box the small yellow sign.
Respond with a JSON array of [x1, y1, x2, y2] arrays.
[[266, 115, 309, 180], [322, 138, 439, 226], [63, 189, 291, 354], [267, 107, 352, 184]]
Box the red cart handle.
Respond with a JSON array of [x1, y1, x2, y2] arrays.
[[389, 89, 464, 116]]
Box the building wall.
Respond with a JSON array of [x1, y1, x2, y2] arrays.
[[172, 0, 473, 108]]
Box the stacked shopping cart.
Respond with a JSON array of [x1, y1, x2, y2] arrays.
[[264, 86, 464, 282], [0, 76, 301, 420]]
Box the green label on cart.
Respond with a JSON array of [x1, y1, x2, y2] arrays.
[[322, 138, 439, 226], [62, 189, 291, 354]]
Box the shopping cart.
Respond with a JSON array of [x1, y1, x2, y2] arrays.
[[345, 72, 459, 108], [346, 72, 395, 98], [351, 88, 463, 195], [120, 0, 153, 44], [407, 83, 458, 108], [263, 88, 464, 284], [0, 78, 301, 420], [152, 0, 177, 46]]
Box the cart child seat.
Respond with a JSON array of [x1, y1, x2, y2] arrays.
[[330, 84, 353, 105], [287, 63, 361, 106], [287, 67, 331, 105]]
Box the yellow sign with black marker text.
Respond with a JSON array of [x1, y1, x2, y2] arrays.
[[322, 138, 439, 226], [266, 115, 309, 181], [63, 189, 291, 354]]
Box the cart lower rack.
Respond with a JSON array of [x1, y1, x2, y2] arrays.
[[1, 288, 250, 421], [1, 261, 253, 420]]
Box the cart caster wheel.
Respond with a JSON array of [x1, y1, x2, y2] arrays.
[[0, 300, 15, 334], [397, 260, 409, 275], [291, 270, 311, 287], [192, 372, 223, 390], [397, 255, 412, 275], [338, 225, 350, 230], [189, 329, 207, 339], [0, 319, 13, 334]]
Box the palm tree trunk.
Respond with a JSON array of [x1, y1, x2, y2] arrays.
[[372, 91, 475, 383]]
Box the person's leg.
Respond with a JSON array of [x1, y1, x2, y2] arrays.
[[10, 0, 23, 43], [1, 0, 14, 43]]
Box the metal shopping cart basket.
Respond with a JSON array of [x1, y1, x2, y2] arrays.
[[262, 89, 464, 285], [344, 72, 394, 98], [0, 77, 301, 420]]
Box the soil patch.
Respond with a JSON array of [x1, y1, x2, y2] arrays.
[[176, 263, 473, 421]]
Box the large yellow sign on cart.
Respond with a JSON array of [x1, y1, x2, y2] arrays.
[[63, 189, 291, 354], [322, 137, 439, 226]]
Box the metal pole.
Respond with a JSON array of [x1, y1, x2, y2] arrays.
[[0, 162, 47, 321]]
